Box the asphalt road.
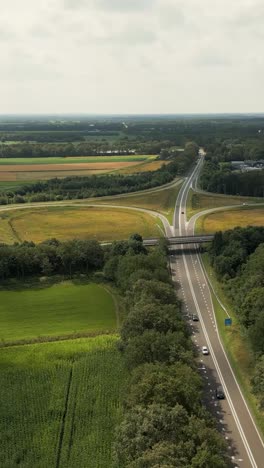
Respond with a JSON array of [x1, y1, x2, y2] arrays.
[[171, 153, 264, 467]]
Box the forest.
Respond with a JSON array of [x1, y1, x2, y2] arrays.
[[199, 132, 264, 196], [199, 160, 264, 197], [209, 227, 264, 408]]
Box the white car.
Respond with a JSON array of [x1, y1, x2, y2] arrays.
[[202, 346, 209, 355]]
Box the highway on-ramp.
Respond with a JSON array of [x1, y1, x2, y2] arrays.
[[170, 153, 264, 467]]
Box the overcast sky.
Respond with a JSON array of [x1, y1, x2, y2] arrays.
[[1, 0, 263, 114]]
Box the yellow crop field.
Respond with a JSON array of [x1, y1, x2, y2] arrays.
[[196, 207, 264, 234], [1, 206, 162, 243], [118, 159, 169, 174], [187, 189, 263, 219]]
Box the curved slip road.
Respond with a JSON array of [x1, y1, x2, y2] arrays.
[[171, 153, 264, 467]]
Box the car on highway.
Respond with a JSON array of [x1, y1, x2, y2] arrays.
[[202, 346, 209, 355], [192, 314, 199, 321], [215, 386, 225, 399], [181, 211, 184, 214]]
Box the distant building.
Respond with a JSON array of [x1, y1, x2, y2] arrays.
[[231, 160, 264, 172]]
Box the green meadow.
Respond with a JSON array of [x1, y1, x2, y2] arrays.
[[0, 282, 117, 343]]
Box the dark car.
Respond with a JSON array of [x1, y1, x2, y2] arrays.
[[181, 211, 184, 214], [215, 386, 225, 399], [192, 314, 199, 321]]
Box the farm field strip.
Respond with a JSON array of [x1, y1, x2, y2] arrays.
[[0, 155, 155, 165], [0, 162, 144, 172], [0, 336, 127, 468], [0, 156, 161, 181]]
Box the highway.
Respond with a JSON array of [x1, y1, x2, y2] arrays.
[[171, 153, 264, 467]]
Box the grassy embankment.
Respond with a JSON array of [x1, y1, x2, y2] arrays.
[[0, 280, 126, 466], [187, 188, 263, 220], [195, 206, 264, 234], [200, 253, 264, 435], [91, 180, 183, 224], [0, 206, 163, 244]]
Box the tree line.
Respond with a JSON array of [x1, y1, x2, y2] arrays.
[[200, 160, 264, 197], [0, 143, 199, 205], [0, 239, 105, 280], [103, 236, 232, 467], [199, 137, 264, 197], [209, 227, 264, 409]]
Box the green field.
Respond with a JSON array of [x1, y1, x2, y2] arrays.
[[0, 336, 127, 468], [0, 205, 162, 244], [0, 282, 117, 343], [0, 155, 153, 165], [0, 181, 36, 191]]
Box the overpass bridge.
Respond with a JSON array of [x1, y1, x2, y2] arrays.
[[143, 235, 214, 246]]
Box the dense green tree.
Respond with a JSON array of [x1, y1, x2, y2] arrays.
[[123, 330, 193, 369], [126, 362, 202, 414]]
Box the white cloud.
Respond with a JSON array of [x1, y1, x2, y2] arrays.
[[0, 0, 263, 113]]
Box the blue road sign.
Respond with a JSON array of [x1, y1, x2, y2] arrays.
[[225, 318, 232, 326]]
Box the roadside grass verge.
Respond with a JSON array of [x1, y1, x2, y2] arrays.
[[195, 206, 264, 234], [187, 188, 263, 220], [92, 180, 183, 224], [0, 282, 117, 343], [0, 206, 162, 244], [201, 252, 264, 436], [0, 335, 127, 468]]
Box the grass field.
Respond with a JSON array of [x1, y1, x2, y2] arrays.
[[196, 206, 264, 234], [0, 206, 162, 243], [187, 189, 263, 219], [0, 282, 117, 343], [0, 336, 127, 468], [93, 180, 183, 223]]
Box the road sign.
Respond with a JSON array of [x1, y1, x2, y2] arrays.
[[225, 318, 232, 326]]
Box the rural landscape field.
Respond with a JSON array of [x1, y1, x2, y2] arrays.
[[196, 206, 264, 234], [0, 205, 162, 243], [0, 155, 159, 184], [0, 336, 126, 468], [0, 112, 264, 467], [2, 0, 264, 464], [0, 276, 124, 467]]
